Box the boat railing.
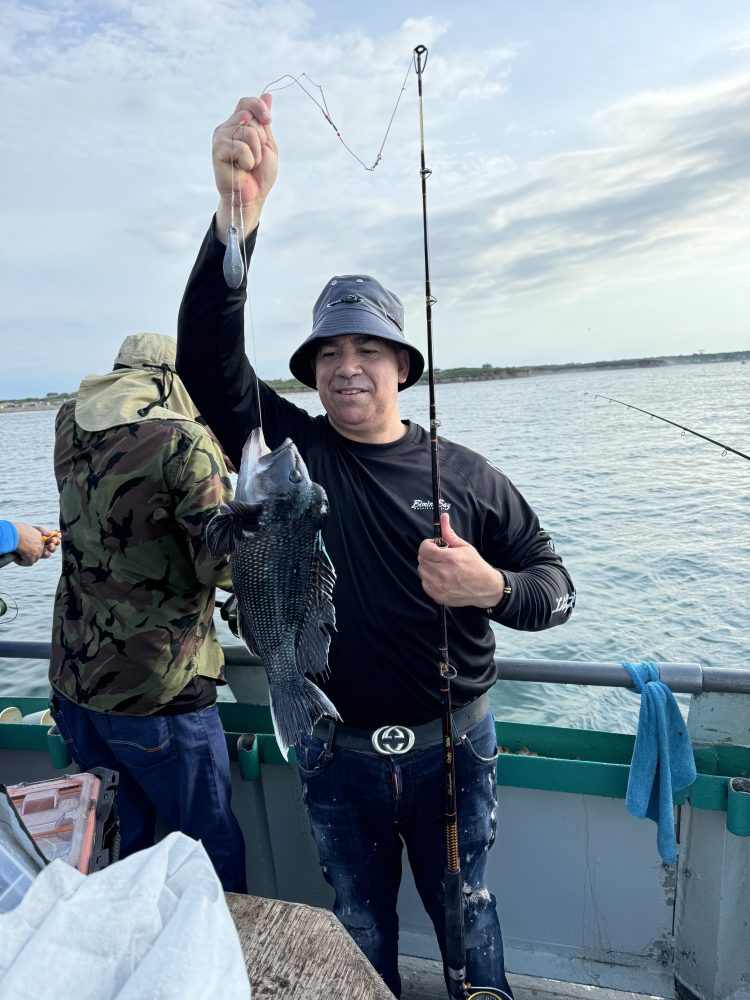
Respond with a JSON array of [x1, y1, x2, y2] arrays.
[[1, 640, 749, 694]]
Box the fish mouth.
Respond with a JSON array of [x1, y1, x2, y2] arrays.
[[236, 428, 307, 502], [241, 427, 293, 468], [242, 426, 271, 467]]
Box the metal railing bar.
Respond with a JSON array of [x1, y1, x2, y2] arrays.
[[1, 641, 749, 694]]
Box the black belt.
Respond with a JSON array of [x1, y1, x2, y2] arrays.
[[311, 693, 490, 757]]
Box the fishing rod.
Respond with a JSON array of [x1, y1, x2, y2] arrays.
[[415, 49, 510, 1000], [413, 44, 461, 994], [415, 45, 481, 1000], [585, 393, 750, 462]]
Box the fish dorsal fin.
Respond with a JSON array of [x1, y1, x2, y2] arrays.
[[296, 533, 336, 679], [205, 501, 263, 557]]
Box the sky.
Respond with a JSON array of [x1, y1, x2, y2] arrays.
[[1, 0, 750, 396]]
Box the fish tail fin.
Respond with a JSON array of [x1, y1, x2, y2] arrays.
[[269, 678, 341, 761]]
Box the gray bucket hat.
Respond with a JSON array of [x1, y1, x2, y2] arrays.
[[288, 275, 425, 390]]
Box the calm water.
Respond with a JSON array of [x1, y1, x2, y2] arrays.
[[1, 362, 748, 733]]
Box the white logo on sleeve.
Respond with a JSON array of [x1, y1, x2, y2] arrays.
[[553, 592, 576, 614]]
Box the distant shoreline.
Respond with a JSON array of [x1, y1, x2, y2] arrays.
[[1, 349, 747, 413]]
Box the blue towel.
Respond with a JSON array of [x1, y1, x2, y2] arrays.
[[622, 660, 697, 865]]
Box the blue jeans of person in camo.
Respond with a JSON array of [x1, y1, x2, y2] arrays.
[[295, 709, 513, 999], [51, 692, 247, 893]]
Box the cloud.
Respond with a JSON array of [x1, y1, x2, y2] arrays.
[[1, 1, 749, 394], [398, 73, 750, 307]]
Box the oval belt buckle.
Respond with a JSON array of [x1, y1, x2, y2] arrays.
[[371, 725, 416, 755]]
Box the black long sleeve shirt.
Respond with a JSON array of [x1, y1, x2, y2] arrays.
[[177, 222, 576, 728]]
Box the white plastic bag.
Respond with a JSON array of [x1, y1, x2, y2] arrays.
[[0, 831, 251, 999]]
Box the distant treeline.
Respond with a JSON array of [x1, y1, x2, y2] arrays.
[[1, 350, 748, 408], [261, 349, 750, 394]]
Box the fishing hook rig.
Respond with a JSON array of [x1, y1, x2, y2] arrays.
[[261, 57, 415, 173], [223, 56, 416, 291], [584, 393, 750, 464]]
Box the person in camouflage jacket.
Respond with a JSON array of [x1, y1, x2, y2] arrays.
[[49, 333, 247, 892]]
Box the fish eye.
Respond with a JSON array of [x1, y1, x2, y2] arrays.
[[289, 468, 302, 483]]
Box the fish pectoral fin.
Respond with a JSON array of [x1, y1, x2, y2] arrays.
[[230, 500, 264, 539], [227, 499, 263, 526], [205, 505, 238, 557], [207, 500, 263, 556]]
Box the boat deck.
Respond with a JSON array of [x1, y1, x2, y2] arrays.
[[227, 891, 665, 1000], [400, 957, 665, 1000]]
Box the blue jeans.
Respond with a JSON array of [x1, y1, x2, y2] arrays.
[[51, 692, 247, 893], [296, 710, 513, 999]]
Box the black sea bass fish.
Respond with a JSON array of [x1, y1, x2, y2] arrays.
[[206, 428, 339, 756]]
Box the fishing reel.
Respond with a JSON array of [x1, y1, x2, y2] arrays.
[[217, 594, 240, 638], [0, 593, 19, 623], [216, 594, 262, 657], [0, 555, 20, 621]]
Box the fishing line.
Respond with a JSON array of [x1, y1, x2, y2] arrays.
[[227, 119, 264, 441], [261, 57, 414, 172], [585, 393, 750, 463]]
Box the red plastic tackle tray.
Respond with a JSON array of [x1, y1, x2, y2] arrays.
[[6, 769, 119, 874]]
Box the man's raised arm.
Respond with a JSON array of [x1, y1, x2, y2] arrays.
[[177, 96, 279, 466]]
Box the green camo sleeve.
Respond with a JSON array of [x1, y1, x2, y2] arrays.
[[174, 429, 234, 591]]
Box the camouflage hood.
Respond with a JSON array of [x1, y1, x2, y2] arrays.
[[75, 333, 200, 432]]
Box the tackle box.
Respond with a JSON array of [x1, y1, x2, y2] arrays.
[[5, 768, 120, 874], [0, 788, 47, 914]]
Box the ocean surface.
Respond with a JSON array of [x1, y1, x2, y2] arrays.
[[1, 361, 747, 733]]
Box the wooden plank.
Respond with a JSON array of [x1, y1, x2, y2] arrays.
[[226, 892, 395, 1000]]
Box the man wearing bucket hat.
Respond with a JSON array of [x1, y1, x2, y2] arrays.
[[177, 97, 575, 996], [48, 333, 247, 892], [289, 274, 424, 387]]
